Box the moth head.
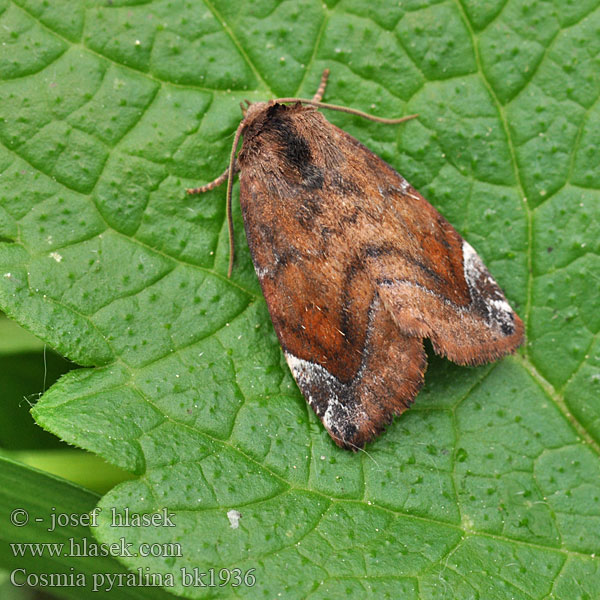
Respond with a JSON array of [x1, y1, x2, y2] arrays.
[[240, 100, 269, 126]]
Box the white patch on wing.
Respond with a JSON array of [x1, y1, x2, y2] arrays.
[[397, 178, 421, 200], [398, 178, 410, 193], [322, 395, 359, 431], [462, 240, 515, 332], [254, 265, 270, 279], [284, 351, 369, 436], [489, 297, 513, 313], [462, 241, 511, 312], [284, 352, 338, 415]]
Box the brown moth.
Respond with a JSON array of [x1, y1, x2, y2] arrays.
[[188, 70, 524, 450]]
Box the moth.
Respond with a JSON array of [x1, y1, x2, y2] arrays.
[[188, 69, 524, 450]]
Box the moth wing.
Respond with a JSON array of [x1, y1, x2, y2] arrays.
[[239, 208, 426, 449], [336, 131, 525, 365], [236, 102, 522, 449], [238, 126, 426, 448], [282, 291, 426, 450]]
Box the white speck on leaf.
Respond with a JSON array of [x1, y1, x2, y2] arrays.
[[49, 252, 63, 263], [227, 509, 241, 529]]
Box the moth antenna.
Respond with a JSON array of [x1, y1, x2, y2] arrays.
[[240, 101, 248, 117], [186, 162, 239, 195], [311, 68, 330, 103], [225, 122, 246, 277], [356, 445, 381, 469], [273, 97, 419, 125], [334, 434, 379, 463]]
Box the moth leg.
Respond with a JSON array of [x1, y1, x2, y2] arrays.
[[186, 162, 240, 195], [312, 68, 330, 103]]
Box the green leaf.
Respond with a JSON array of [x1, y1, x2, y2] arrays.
[[1, 0, 599, 598]]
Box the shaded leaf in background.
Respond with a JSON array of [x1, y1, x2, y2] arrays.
[[0, 315, 131, 494], [0, 315, 73, 450], [0, 457, 175, 600], [0, 0, 599, 598]]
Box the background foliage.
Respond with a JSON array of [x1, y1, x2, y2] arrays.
[[1, 0, 599, 598]]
